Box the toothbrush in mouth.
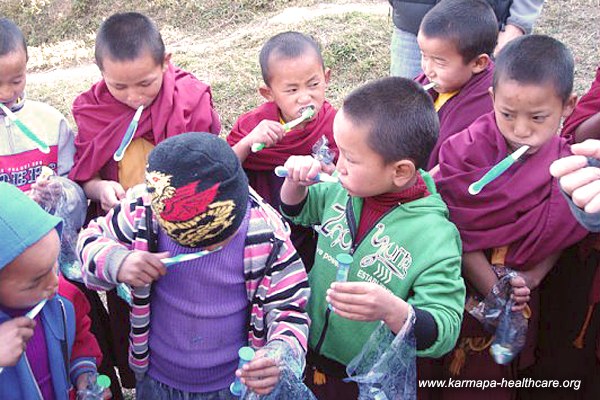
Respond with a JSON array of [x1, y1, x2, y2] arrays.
[[251, 106, 316, 153], [468, 145, 530, 195], [274, 166, 339, 183]]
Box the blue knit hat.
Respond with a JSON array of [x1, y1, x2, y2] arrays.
[[0, 182, 63, 270]]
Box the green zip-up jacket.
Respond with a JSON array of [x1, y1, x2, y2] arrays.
[[284, 171, 465, 365]]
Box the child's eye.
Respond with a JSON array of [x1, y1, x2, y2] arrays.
[[532, 115, 547, 122], [286, 88, 297, 93], [501, 112, 513, 120], [139, 82, 152, 88], [310, 81, 320, 87]]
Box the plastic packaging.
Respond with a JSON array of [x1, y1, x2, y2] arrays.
[[76, 373, 111, 399], [469, 272, 529, 365], [32, 169, 87, 281], [345, 306, 417, 400], [312, 135, 335, 165], [242, 340, 317, 400], [490, 298, 528, 364]]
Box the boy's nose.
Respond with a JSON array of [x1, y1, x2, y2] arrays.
[[513, 121, 531, 138], [297, 92, 312, 104]]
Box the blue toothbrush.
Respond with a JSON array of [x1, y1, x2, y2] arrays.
[[113, 105, 144, 162]]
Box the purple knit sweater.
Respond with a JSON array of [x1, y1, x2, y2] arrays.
[[147, 211, 249, 393]]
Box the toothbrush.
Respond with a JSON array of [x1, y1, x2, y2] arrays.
[[468, 145, 530, 195], [0, 103, 50, 154], [161, 247, 222, 267], [251, 106, 316, 153], [0, 299, 47, 374], [422, 81, 437, 91], [26, 299, 47, 319], [113, 105, 144, 162], [274, 166, 339, 183]]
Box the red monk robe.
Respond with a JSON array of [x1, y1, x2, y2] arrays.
[[67, 63, 220, 396], [227, 100, 337, 269], [69, 63, 220, 184], [433, 112, 588, 400], [562, 65, 600, 141], [416, 62, 494, 170]]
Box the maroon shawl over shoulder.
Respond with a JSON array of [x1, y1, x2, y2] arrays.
[[562, 66, 600, 140], [227, 101, 337, 171], [69, 63, 220, 183], [435, 112, 588, 269], [416, 63, 495, 170]]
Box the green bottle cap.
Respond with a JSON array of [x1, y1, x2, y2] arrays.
[[97, 374, 111, 389], [238, 346, 255, 362]]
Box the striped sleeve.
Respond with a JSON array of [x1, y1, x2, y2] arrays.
[[245, 202, 310, 372], [77, 196, 145, 290], [264, 236, 311, 361]]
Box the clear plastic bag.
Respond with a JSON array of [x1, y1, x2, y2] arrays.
[[345, 306, 417, 400], [488, 274, 528, 365], [242, 340, 317, 400], [312, 135, 335, 165], [32, 172, 87, 281]]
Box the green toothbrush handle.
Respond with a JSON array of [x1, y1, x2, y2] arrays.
[[251, 142, 266, 152], [468, 157, 515, 195]]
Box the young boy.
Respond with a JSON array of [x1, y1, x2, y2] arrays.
[[280, 77, 465, 398], [434, 35, 588, 398], [227, 31, 337, 270], [562, 65, 600, 142], [78, 132, 310, 398], [0, 182, 103, 400], [0, 18, 76, 192], [68, 13, 221, 395], [68, 12, 221, 214], [416, 0, 498, 170]]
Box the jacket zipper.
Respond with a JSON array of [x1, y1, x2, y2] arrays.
[[4, 117, 16, 153], [313, 196, 401, 355], [24, 350, 44, 400]]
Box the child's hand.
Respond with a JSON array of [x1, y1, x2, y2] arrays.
[[327, 282, 410, 333], [283, 155, 323, 186], [98, 180, 126, 212], [509, 275, 530, 312], [29, 177, 62, 208], [117, 251, 170, 287], [244, 120, 286, 150], [0, 317, 36, 367], [236, 348, 280, 395]]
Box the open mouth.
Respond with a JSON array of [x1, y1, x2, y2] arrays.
[[299, 105, 315, 117]]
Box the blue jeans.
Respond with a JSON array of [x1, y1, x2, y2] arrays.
[[390, 27, 423, 79], [136, 375, 237, 400]]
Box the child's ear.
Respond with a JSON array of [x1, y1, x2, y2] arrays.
[[324, 67, 331, 85], [488, 86, 495, 103], [392, 160, 417, 188], [162, 53, 172, 72], [471, 54, 491, 74], [562, 93, 578, 119], [259, 86, 274, 102]]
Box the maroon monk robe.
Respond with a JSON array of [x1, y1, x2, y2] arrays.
[[227, 101, 337, 269], [416, 62, 495, 170], [435, 111, 588, 268], [69, 63, 221, 183], [562, 65, 600, 140], [432, 111, 588, 400]]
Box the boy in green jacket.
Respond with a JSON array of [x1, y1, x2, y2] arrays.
[[280, 77, 465, 399]]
